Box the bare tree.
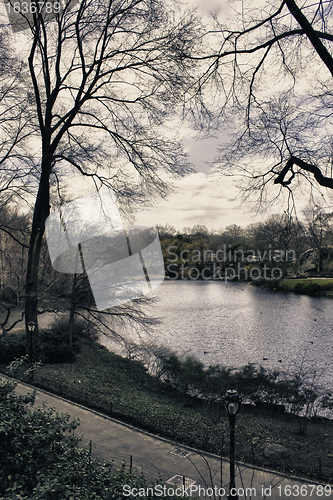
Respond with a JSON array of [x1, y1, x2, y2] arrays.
[[302, 199, 332, 272], [0, 0, 206, 351], [199, 1, 333, 206], [0, 31, 35, 206], [250, 214, 296, 252]]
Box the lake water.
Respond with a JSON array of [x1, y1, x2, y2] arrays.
[[104, 280, 333, 389]]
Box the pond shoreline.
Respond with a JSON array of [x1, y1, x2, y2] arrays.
[[251, 277, 333, 297], [165, 275, 333, 297]]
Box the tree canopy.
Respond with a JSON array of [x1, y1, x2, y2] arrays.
[[201, 0, 333, 207], [0, 0, 207, 341]]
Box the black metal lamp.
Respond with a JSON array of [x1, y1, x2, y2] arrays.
[[27, 321, 36, 332], [27, 321, 35, 365], [223, 389, 241, 500]]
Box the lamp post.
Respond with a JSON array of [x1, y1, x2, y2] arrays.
[[27, 321, 36, 366], [223, 389, 241, 500]]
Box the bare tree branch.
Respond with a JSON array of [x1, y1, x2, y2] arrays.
[[208, 0, 333, 206]]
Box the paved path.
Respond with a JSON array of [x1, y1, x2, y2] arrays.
[[9, 381, 333, 499]]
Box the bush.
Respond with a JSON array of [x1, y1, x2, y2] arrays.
[[230, 364, 279, 402], [155, 352, 206, 398], [152, 349, 330, 431], [154, 352, 280, 403], [40, 318, 87, 363], [307, 282, 321, 296], [0, 318, 92, 365], [293, 282, 308, 294], [0, 333, 26, 364], [265, 280, 280, 290], [292, 282, 321, 296]]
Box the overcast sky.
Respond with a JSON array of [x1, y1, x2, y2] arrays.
[[134, 134, 298, 232], [134, 0, 327, 232], [134, 173, 260, 231], [133, 0, 279, 232]]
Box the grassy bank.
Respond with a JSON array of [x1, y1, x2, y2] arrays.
[[279, 278, 333, 295], [3, 341, 332, 482], [253, 278, 333, 297]]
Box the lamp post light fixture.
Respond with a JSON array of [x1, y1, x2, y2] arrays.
[[27, 321, 36, 365], [223, 389, 241, 500]]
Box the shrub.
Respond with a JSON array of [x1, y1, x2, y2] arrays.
[[230, 364, 278, 401], [307, 282, 321, 296], [293, 282, 308, 294], [40, 318, 87, 363], [200, 365, 233, 400], [154, 351, 206, 398], [0, 333, 26, 364], [265, 280, 280, 290]]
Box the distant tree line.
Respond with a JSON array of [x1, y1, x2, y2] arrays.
[[157, 203, 333, 280]]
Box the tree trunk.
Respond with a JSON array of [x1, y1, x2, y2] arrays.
[[25, 167, 50, 359], [68, 273, 78, 348], [286, 0, 333, 77], [317, 247, 321, 273]]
